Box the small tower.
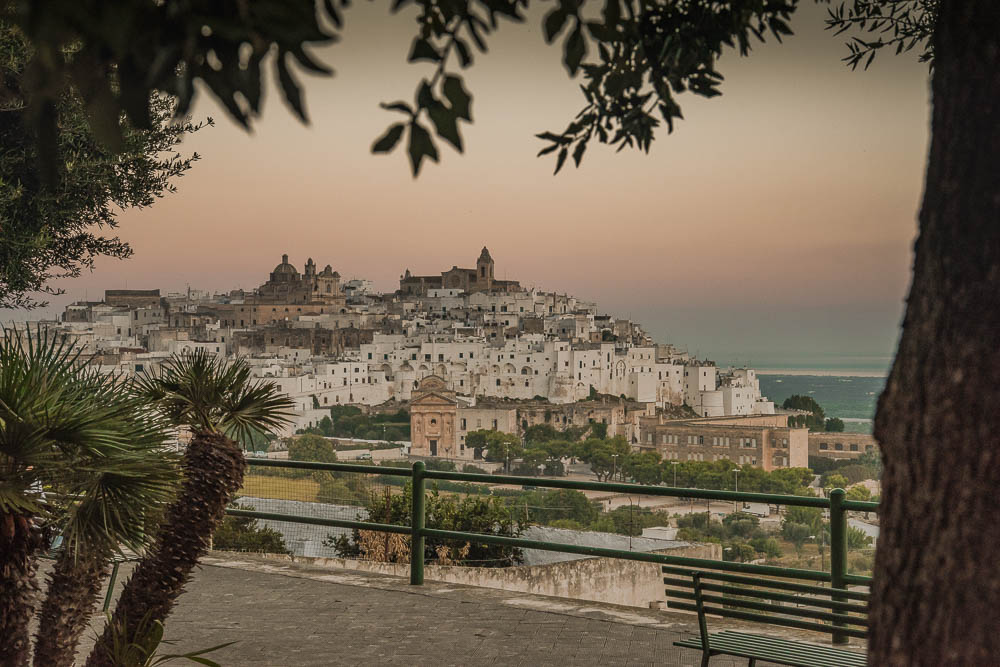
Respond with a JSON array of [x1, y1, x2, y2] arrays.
[[304, 258, 316, 278], [476, 247, 494, 290]]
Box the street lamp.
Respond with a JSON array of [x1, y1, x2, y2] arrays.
[[611, 454, 620, 482], [732, 468, 740, 512]]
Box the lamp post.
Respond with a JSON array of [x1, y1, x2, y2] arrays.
[[612, 454, 620, 482], [732, 468, 740, 513]]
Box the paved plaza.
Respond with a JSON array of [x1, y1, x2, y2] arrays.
[[66, 553, 862, 666]]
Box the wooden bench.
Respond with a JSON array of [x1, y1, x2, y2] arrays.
[[663, 566, 868, 667], [40, 537, 140, 612]]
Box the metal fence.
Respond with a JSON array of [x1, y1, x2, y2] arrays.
[[227, 459, 877, 589]]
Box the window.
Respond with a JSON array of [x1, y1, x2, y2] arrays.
[[850, 444, 859, 451], [461, 418, 467, 429], [835, 443, 844, 451], [492, 419, 498, 429], [368, 353, 372, 359], [820, 442, 829, 450], [430, 419, 437, 425]]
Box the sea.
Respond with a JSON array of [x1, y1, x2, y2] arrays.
[[756, 372, 886, 434]]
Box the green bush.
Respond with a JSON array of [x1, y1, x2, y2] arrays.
[[213, 504, 289, 554]]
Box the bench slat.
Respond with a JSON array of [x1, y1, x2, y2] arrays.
[[696, 592, 867, 627], [675, 632, 866, 667], [662, 566, 870, 601], [700, 582, 868, 614], [667, 601, 867, 639], [665, 578, 868, 615]]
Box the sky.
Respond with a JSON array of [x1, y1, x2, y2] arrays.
[[9, 2, 932, 371]]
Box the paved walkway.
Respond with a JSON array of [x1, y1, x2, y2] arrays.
[[67, 554, 863, 666]]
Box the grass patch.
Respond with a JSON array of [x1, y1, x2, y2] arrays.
[[240, 474, 320, 503]]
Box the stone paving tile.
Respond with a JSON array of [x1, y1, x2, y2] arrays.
[[56, 555, 862, 666]]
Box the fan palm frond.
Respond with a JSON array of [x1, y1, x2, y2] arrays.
[[136, 349, 294, 448]]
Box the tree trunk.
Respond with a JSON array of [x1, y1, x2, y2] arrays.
[[0, 512, 44, 667], [869, 1, 1000, 663], [85, 431, 246, 667], [33, 549, 109, 667]]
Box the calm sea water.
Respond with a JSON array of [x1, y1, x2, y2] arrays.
[[757, 374, 886, 434]]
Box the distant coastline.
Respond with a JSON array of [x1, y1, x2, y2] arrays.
[[755, 369, 888, 378]]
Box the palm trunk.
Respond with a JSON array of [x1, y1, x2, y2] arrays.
[[0, 512, 44, 667], [85, 430, 246, 667], [869, 0, 1000, 663], [32, 549, 109, 667]]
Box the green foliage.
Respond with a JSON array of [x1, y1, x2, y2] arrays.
[[288, 434, 338, 464], [847, 525, 874, 550], [2, 1, 335, 176], [782, 395, 825, 416], [0, 327, 180, 555], [825, 1, 936, 70], [469, 430, 523, 466], [522, 489, 601, 526], [462, 464, 489, 474], [782, 522, 813, 555], [723, 541, 758, 563], [783, 394, 831, 430], [825, 417, 846, 432], [721, 512, 760, 539], [100, 609, 234, 666], [784, 505, 825, 534], [136, 349, 294, 448], [589, 421, 608, 439], [575, 436, 630, 481], [213, 504, 289, 554], [0, 24, 206, 308], [845, 485, 873, 502], [3, 1, 936, 186], [824, 473, 850, 490], [328, 484, 525, 566], [327, 408, 410, 440], [523, 423, 560, 445]]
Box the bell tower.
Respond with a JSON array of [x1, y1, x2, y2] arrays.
[[476, 247, 494, 290]]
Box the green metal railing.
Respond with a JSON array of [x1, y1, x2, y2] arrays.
[[228, 458, 877, 641]]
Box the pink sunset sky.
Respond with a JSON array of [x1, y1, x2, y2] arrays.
[[11, 3, 931, 368]]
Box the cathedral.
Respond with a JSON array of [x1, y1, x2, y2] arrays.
[[257, 254, 342, 304], [399, 247, 521, 296]]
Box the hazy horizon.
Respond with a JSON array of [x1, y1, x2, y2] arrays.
[[2, 2, 929, 370]]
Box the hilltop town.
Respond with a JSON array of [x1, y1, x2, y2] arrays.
[[22, 248, 874, 469]]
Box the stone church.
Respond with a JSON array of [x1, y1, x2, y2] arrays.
[[399, 247, 521, 296], [258, 254, 342, 304]]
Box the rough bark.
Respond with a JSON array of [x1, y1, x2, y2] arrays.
[[0, 513, 44, 667], [869, 1, 1000, 663], [32, 549, 109, 667], [85, 431, 246, 667]]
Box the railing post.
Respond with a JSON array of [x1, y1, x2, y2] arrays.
[[410, 461, 426, 586], [829, 488, 848, 645]]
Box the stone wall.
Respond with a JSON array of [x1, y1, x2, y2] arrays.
[[297, 542, 719, 610]]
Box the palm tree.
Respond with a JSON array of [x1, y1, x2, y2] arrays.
[[0, 327, 179, 667], [88, 350, 293, 667]]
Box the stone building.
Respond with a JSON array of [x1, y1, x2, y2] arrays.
[[104, 289, 162, 309], [232, 323, 373, 357], [258, 254, 343, 304], [409, 376, 461, 459], [399, 247, 521, 296], [808, 432, 878, 459], [637, 414, 808, 471]]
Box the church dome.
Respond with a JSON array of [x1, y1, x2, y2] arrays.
[[271, 254, 299, 280]]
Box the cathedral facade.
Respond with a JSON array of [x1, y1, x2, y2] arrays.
[[258, 254, 342, 304]]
